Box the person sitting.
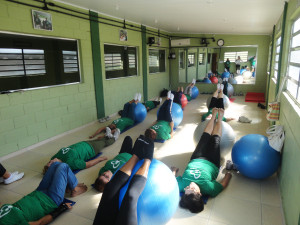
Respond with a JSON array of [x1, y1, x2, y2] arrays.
[[171, 108, 232, 213], [43, 134, 121, 173], [184, 79, 196, 101], [93, 129, 155, 225], [149, 91, 174, 140], [201, 83, 234, 122], [0, 163, 24, 185], [89, 93, 142, 139], [172, 87, 184, 106], [143, 97, 162, 112], [0, 162, 87, 225], [94, 129, 157, 192]]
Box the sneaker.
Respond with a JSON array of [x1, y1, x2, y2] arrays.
[[169, 93, 174, 101], [4, 172, 24, 184], [99, 118, 106, 123], [137, 93, 142, 102], [159, 98, 162, 104], [226, 160, 234, 170], [192, 78, 196, 85], [154, 97, 159, 101], [113, 128, 120, 141], [220, 84, 224, 90], [167, 90, 171, 99], [217, 83, 221, 90], [105, 127, 113, 138], [238, 116, 252, 123]]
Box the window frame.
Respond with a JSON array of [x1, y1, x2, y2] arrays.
[[198, 53, 205, 65], [179, 50, 185, 69], [273, 35, 281, 81], [224, 51, 248, 62], [148, 48, 166, 74], [104, 43, 138, 80], [188, 53, 195, 67]]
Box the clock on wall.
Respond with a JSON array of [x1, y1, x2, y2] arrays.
[[217, 39, 224, 47]]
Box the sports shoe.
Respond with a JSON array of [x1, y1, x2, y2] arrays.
[[167, 90, 172, 99], [169, 93, 174, 101], [137, 93, 142, 102], [238, 116, 252, 123], [134, 93, 139, 101], [226, 160, 238, 171], [113, 128, 120, 141], [105, 127, 113, 138], [217, 83, 221, 91], [4, 171, 24, 184], [192, 78, 196, 85], [154, 97, 159, 101], [159, 98, 162, 104], [220, 84, 224, 90]]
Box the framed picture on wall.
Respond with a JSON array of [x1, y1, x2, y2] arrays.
[[119, 29, 128, 41], [32, 10, 53, 31]]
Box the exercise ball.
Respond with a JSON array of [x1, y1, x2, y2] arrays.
[[206, 95, 230, 109], [207, 73, 212, 78], [191, 86, 199, 99], [226, 83, 234, 98], [210, 76, 219, 84], [194, 120, 236, 157], [119, 159, 179, 225], [203, 77, 212, 84], [235, 75, 244, 84], [218, 78, 223, 84], [243, 71, 252, 80], [240, 68, 246, 74], [232, 134, 281, 179], [134, 103, 147, 123], [181, 94, 188, 109], [157, 102, 183, 127], [221, 71, 230, 79], [228, 77, 237, 85]]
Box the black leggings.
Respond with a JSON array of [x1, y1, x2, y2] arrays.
[[208, 97, 224, 110], [0, 163, 6, 177], [190, 133, 221, 168], [93, 170, 147, 225], [119, 136, 134, 155], [223, 81, 228, 96]]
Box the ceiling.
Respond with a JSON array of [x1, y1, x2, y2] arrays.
[[57, 0, 287, 35]]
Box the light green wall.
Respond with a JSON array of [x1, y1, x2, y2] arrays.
[[269, 1, 300, 224], [0, 1, 97, 157], [170, 34, 270, 94]]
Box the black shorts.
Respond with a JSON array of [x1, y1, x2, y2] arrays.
[[190, 132, 221, 168]]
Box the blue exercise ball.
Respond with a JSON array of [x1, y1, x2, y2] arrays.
[[232, 134, 281, 179], [221, 71, 230, 79], [203, 78, 212, 84], [119, 159, 179, 225], [157, 102, 183, 127], [207, 73, 212, 78], [191, 86, 199, 99], [134, 103, 147, 123], [240, 68, 246, 74], [227, 83, 234, 98]]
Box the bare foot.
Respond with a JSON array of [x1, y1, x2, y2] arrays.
[[218, 108, 225, 119], [212, 108, 218, 117], [226, 117, 235, 122], [71, 183, 87, 197]]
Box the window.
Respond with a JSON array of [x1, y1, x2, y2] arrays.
[[179, 51, 185, 69], [188, 53, 195, 67], [0, 32, 80, 93], [149, 49, 165, 73], [286, 17, 300, 102], [224, 51, 248, 62], [198, 53, 205, 65], [273, 36, 281, 80], [267, 44, 272, 74], [104, 44, 137, 79]]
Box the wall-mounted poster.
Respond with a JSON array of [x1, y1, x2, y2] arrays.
[[119, 29, 128, 41], [32, 10, 53, 31]]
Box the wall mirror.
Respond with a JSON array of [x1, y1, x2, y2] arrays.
[[178, 45, 258, 85]]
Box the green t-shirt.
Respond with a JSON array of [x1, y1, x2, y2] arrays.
[[145, 101, 155, 110], [225, 60, 230, 68], [151, 120, 171, 140], [51, 141, 95, 170], [112, 117, 134, 132], [176, 159, 223, 197], [0, 191, 57, 225], [201, 109, 227, 122], [99, 153, 132, 175], [249, 57, 256, 66], [186, 94, 191, 101]]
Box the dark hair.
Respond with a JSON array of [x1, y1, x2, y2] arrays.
[[145, 128, 157, 140], [179, 193, 204, 213], [94, 176, 106, 192]]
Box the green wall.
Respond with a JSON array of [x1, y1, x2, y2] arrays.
[[268, 1, 300, 224]]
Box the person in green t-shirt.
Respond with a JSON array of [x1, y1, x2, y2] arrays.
[[149, 92, 174, 140], [0, 162, 87, 225], [94, 128, 157, 192], [172, 108, 232, 214], [43, 136, 121, 173], [143, 97, 162, 111], [224, 58, 231, 72], [249, 56, 256, 72], [201, 85, 235, 122]]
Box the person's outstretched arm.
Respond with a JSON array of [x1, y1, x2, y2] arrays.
[[86, 156, 108, 168], [220, 172, 232, 189], [89, 126, 106, 139], [28, 215, 53, 225]]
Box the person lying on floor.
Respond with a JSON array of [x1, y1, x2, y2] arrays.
[[142, 97, 162, 112], [148, 91, 174, 141], [93, 128, 155, 225], [43, 132, 120, 173], [0, 163, 24, 185], [172, 86, 184, 106], [89, 93, 142, 139], [184, 79, 196, 101], [94, 129, 156, 192], [201, 83, 234, 122], [171, 108, 232, 213], [0, 162, 87, 225]]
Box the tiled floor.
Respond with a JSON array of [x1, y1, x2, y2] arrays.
[[0, 94, 285, 225]]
